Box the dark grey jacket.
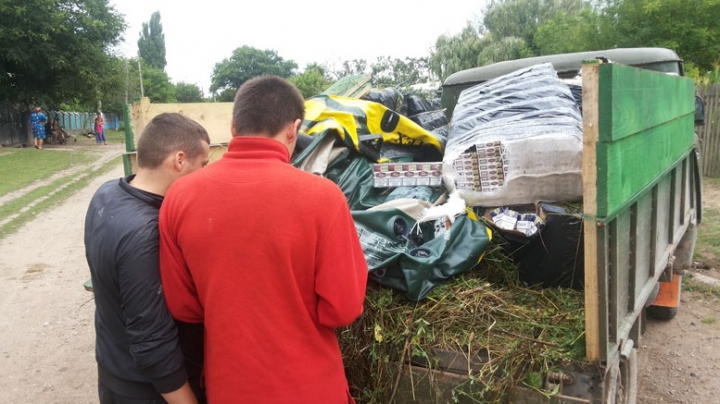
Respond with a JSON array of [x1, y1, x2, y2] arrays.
[[85, 176, 187, 399]]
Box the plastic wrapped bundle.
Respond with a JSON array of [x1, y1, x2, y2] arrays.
[[410, 110, 448, 131], [443, 63, 583, 206], [362, 88, 404, 113], [405, 93, 440, 116]]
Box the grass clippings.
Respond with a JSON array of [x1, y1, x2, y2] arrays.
[[340, 245, 586, 404]]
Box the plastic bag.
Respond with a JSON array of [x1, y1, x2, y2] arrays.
[[405, 93, 441, 116], [353, 202, 492, 300]]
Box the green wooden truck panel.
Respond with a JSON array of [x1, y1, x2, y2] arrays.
[[596, 64, 695, 219], [584, 61, 699, 365]]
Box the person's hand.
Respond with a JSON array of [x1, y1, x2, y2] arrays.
[[162, 382, 198, 404]]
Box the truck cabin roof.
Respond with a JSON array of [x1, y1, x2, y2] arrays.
[[441, 47, 683, 119]]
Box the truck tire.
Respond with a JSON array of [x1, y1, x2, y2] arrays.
[[646, 305, 678, 321], [605, 348, 638, 404]]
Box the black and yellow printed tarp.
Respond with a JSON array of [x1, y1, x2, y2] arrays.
[[299, 94, 444, 162]]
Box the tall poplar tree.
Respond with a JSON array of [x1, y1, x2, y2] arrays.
[[137, 11, 167, 70]]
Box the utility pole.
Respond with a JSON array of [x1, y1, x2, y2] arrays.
[[125, 59, 129, 105], [137, 56, 145, 98]]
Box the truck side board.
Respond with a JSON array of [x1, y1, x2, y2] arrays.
[[582, 61, 698, 364]]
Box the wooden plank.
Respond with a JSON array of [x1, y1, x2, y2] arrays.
[[710, 86, 718, 176], [634, 194, 653, 291], [654, 177, 672, 271], [699, 85, 720, 177], [394, 366, 592, 404], [599, 64, 696, 143], [130, 97, 151, 152], [126, 98, 234, 150], [594, 63, 697, 216], [697, 86, 706, 174], [322, 74, 372, 97], [698, 86, 707, 174], [599, 115, 694, 217], [708, 86, 720, 176], [608, 218, 619, 351], [122, 143, 228, 175], [581, 60, 601, 362], [348, 83, 373, 99], [608, 209, 632, 359], [615, 210, 632, 315]]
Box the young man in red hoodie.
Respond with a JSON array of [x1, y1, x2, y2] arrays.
[[159, 75, 368, 403]]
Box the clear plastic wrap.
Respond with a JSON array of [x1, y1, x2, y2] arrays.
[[443, 63, 584, 206]]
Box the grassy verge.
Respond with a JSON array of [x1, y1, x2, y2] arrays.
[[72, 129, 125, 146], [683, 276, 720, 299], [0, 148, 99, 196], [0, 155, 122, 240], [105, 129, 125, 144]]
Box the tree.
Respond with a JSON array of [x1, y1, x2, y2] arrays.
[[596, 0, 720, 72], [210, 46, 297, 101], [96, 57, 136, 114], [429, 23, 487, 81], [175, 82, 204, 103], [0, 0, 125, 107], [477, 36, 533, 66], [104, 58, 176, 105], [534, 9, 604, 55], [328, 59, 369, 80], [371, 56, 430, 88], [289, 64, 332, 98], [140, 63, 175, 103], [483, 0, 589, 54], [137, 11, 166, 70]]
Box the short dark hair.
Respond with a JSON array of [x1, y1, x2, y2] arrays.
[[232, 75, 305, 137], [137, 113, 210, 169]]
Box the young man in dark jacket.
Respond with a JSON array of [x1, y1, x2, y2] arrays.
[[84, 113, 210, 404]]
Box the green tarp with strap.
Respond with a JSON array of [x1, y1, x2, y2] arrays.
[[293, 95, 491, 300]]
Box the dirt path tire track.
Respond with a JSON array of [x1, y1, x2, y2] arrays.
[[0, 144, 124, 207]]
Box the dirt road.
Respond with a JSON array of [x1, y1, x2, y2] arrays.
[[0, 143, 124, 403], [0, 143, 718, 403]]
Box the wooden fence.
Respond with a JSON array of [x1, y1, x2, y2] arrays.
[[697, 84, 720, 177]]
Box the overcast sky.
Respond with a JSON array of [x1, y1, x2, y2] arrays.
[[109, 0, 486, 95]]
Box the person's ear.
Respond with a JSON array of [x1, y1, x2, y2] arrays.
[[231, 122, 239, 137], [286, 119, 301, 144], [173, 151, 187, 172]]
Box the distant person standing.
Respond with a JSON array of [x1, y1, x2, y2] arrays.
[[30, 107, 48, 150], [95, 111, 107, 145]]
